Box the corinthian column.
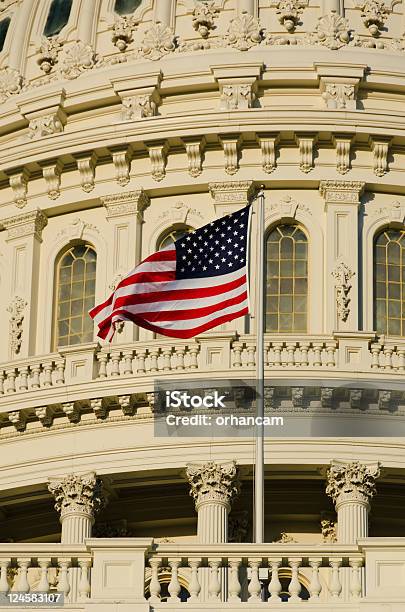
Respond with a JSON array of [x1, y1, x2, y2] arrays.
[[186, 461, 240, 544], [48, 472, 106, 544], [326, 461, 380, 544]]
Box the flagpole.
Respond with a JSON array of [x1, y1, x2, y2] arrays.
[[254, 186, 265, 544]]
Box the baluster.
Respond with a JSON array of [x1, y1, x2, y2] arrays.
[[264, 341, 270, 366], [57, 559, 71, 597], [248, 559, 261, 602], [326, 342, 336, 367], [370, 345, 381, 369], [16, 558, 30, 593], [43, 362, 53, 387], [136, 349, 146, 374], [6, 370, 16, 393], [36, 559, 50, 592], [300, 343, 310, 367], [168, 558, 181, 601], [288, 558, 302, 602], [268, 558, 282, 602], [0, 372, 4, 395], [384, 347, 393, 370], [97, 353, 108, 378], [228, 559, 241, 602], [18, 367, 28, 391], [308, 558, 322, 600], [286, 342, 296, 366], [110, 352, 121, 376], [397, 349, 405, 372], [273, 342, 283, 367], [188, 559, 201, 602], [31, 365, 41, 389], [349, 558, 363, 599], [149, 350, 159, 372], [122, 351, 134, 375], [189, 346, 199, 369], [246, 344, 256, 367], [162, 348, 172, 371], [78, 559, 91, 600], [232, 342, 243, 367], [208, 559, 221, 600], [0, 560, 10, 593], [313, 343, 323, 366], [55, 359, 65, 384], [175, 347, 185, 370], [149, 558, 161, 603], [329, 559, 342, 599]]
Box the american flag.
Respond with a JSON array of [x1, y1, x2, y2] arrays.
[[89, 205, 251, 340]]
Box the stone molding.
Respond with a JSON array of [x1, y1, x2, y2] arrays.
[[101, 190, 150, 220], [326, 460, 381, 507], [186, 461, 240, 510], [209, 180, 256, 212], [48, 472, 106, 519], [1, 208, 48, 242], [319, 180, 365, 206]]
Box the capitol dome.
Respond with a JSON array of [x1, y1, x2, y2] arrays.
[[0, 0, 404, 609]]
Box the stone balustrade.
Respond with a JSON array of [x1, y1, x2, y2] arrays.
[[0, 539, 402, 609], [0, 334, 402, 435]]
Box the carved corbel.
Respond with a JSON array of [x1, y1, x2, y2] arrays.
[[112, 71, 162, 120], [41, 159, 63, 200], [333, 134, 352, 175], [291, 387, 304, 407], [321, 387, 334, 408], [27, 110, 66, 140], [146, 140, 169, 182], [9, 410, 27, 432], [257, 133, 279, 174], [220, 134, 242, 175], [349, 389, 362, 409], [35, 406, 54, 427], [8, 169, 30, 209], [369, 136, 391, 177], [91, 398, 107, 419], [118, 395, 134, 416], [76, 152, 97, 192], [62, 401, 80, 423], [211, 64, 262, 111], [182, 136, 206, 178], [296, 134, 315, 173], [378, 389, 391, 410], [110, 146, 131, 187]]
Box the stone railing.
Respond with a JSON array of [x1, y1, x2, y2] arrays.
[[0, 539, 403, 609]]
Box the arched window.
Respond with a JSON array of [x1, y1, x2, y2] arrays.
[[114, 0, 142, 15], [374, 228, 405, 336], [158, 225, 194, 250], [43, 0, 73, 37], [54, 244, 96, 348], [266, 224, 308, 333], [0, 17, 10, 52]]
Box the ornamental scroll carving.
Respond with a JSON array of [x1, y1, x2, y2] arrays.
[[186, 461, 240, 510], [7, 296, 27, 355], [48, 472, 106, 518], [192, 0, 218, 38], [332, 260, 355, 322], [326, 461, 381, 506], [225, 12, 262, 51]]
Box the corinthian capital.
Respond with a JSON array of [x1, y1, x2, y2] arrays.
[[48, 472, 106, 518], [186, 461, 240, 510], [326, 461, 381, 506]]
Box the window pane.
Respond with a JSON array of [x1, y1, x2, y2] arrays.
[[115, 0, 142, 15], [159, 225, 194, 250], [44, 0, 73, 37], [0, 18, 10, 52], [266, 224, 308, 332], [54, 245, 96, 348], [374, 229, 405, 336]]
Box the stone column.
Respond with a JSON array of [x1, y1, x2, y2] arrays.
[[2, 209, 48, 359], [186, 461, 240, 544], [48, 472, 106, 544], [326, 461, 380, 544], [320, 181, 365, 333], [101, 190, 149, 342], [154, 0, 174, 26]]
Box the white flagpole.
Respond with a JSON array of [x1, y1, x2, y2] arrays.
[[254, 187, 265, 544]]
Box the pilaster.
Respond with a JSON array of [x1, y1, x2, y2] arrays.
[[48, 472, 106, 544], [320, 181, 365, 333], [1, 209, 48, 358], [209, 180, 256, 217], [326, 460, 380, 544], [101, 190, 150, 342]]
